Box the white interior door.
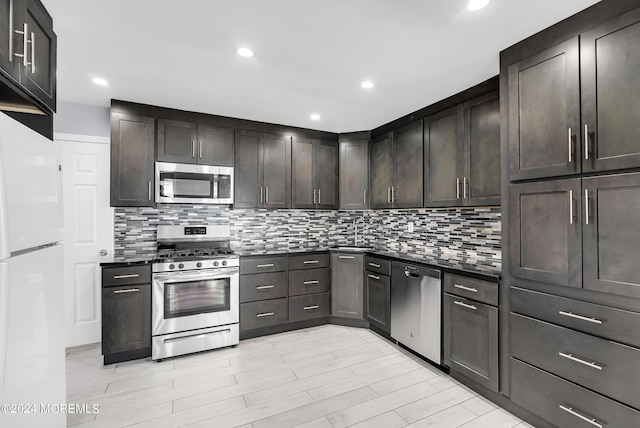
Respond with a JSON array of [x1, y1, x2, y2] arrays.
[[59, 135, 112, 347]]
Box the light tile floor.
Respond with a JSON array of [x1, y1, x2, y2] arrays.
[[66, 325, 534, 428]]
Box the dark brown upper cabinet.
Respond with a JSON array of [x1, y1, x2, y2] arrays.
[[292, 138, 338, 210], [339, 139, 369, 210], [425, 106, 464, 207], [508, 37, 580, 181], [464, 92, 501, 206], [370, 121, 423, 209], [0, 0, 56, 113], [157, 119, 233, 166], [234, 129, 291, 209], [581, 8, 640, 173], [110, 112, 156, 207]]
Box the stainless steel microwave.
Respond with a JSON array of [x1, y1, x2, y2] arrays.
[[155, 162, 234, 204]]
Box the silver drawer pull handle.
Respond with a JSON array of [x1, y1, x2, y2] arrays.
[[558, 352, 603, 370], [256, 264, 274, 268], [113, 274, 140, 279], [164, 329, 230, 344], [558, 311, 603, 325], [303, 260, 319, 264], [584, 123, 589, 160], [303, 305, 319, 311], [339, 256, 355, 259], [559, 405, 602, 428], [454, 301, 477, 311], [256, 312, 274, 318], [256, 285, 274, 290], [453, 284, 478, 293], [368, 263, 380, 268], [114, 288, 139, 294], [303, 280, 319, 285], [367, 274, 380, 280]]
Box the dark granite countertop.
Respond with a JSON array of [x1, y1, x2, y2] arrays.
[[100, 256, 155, 267]]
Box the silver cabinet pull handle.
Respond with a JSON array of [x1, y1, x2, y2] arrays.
[[559, 405, 603, 428], [454, 284, 478, 293], [192, 140, 196, 158], [256, 285, 274, 290], [368, 263, 380, 268], [456, 178, 461, 199], [568, 190, 574, 225], [318, 189, 321, 205], [584, 124, 589, 160], [13, 23, 29, 67], [114, 288, 139, 294], [256, 312, 274, 318], [265, 187, 269, 204], [391, 187, 395, 203], [454, 301, 477, 310], [339, 256, 355, 259], [558, 311, 602, 324], [303, 280, 319, 285], [367, 274, 380, 280], [260, 186, 263, 203], [585, 189, 590, 225], [29, 31, 35, 73], [148, 181, 152, 201], [113, 274, 140, 279], [199, 140, 203, 158], [313, 189, 316, 205], [558, 352, 603, 370], [387, 187, 391, 204], [363, 189, 367, 205], [568, 128, 573, 163], [463, 177, 468, 200], [303, 305, 319, 311], [303, 260, 319, 264], [256, 263, 274, 268]]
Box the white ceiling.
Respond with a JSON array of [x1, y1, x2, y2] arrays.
[[42, 0, 600, 133]]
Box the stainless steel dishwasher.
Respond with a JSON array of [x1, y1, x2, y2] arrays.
[[391, 261, 442, 364]]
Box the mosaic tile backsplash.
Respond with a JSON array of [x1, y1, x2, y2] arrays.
[[114, 205, 501, 268]]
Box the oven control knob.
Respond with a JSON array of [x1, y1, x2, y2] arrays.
[[168, 264, 175, 270], [178, 263, 184, 269], [196, 262, 202, 268], [222, 260, 227, 266], [213, 261, 219, 267]]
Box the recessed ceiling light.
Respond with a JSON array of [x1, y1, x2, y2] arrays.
[[237, 47, 254, 58], [310, 113, 321, 121], [467, 0, 490, 11], [92, 77, 109, 86], [361, 81, 375, 89]]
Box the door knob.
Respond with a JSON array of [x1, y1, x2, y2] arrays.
[[99, 249, 108, 256]]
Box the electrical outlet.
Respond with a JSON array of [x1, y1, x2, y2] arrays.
[[407, 222, 414, 233]]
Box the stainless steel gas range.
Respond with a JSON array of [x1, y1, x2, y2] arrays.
[[151, 225, 239, 361]]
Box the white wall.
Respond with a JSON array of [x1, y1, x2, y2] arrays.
[[54, 101, 110, 138]]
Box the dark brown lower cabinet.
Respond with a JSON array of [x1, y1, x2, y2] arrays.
[[365, 269, 390, 334], [331, 252, 364, 319]]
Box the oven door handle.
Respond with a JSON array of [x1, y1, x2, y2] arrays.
[[153, 268, 238, 283]]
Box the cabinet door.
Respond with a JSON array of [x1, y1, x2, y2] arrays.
[[365, 271, 390, 333], [331, 253, 364, 319], [393, 121, 423, 208], [340, 140, 369, 210], [292, 137, 316, 209], [157, 119, 198, 164], [509, 179, 582, 288], [370, 134, 393, 209], [110, 112, 155, 207], [21, 0, 56, 112], [583, 173, 640, 299], [197, 124, 233, 166], [582, 9, 640, 173], [263, 133, 291, 209], [316, 140, 338, 209], [102, 283, 151, 356], [464, 93, 501, 206], [425, 105, 463, 207], [0, 0, 19, 81], [508, 37, 580, 181], [443, 294, 498, 392], [234, 130, 263, 208]]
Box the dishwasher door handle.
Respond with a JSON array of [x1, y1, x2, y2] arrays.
[[404, 270, 421, 279]]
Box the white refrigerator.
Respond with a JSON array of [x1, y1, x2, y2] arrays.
[[0, 112, 66, 427]]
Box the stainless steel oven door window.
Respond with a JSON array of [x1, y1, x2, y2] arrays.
[[152, 268, 239, 336], [156, 162, 234, 204]]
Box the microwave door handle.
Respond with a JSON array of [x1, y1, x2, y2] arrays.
[[213, 175, 219, 199]]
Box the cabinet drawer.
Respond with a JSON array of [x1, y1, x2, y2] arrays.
[[289, 293, 330, 322], [444, 273, 498, 306], [511, 358, 640, 428], [240, 298, 288, 331], [289, 268, 330, 296], [511, 286, 640, 348], [511, 313, 640, 410], [288, 253, 330, 270], [240, 272, 288, 303], [240, 256, 287, 274], [102, 265, 151, 287], [364, 255, 391, 276]]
